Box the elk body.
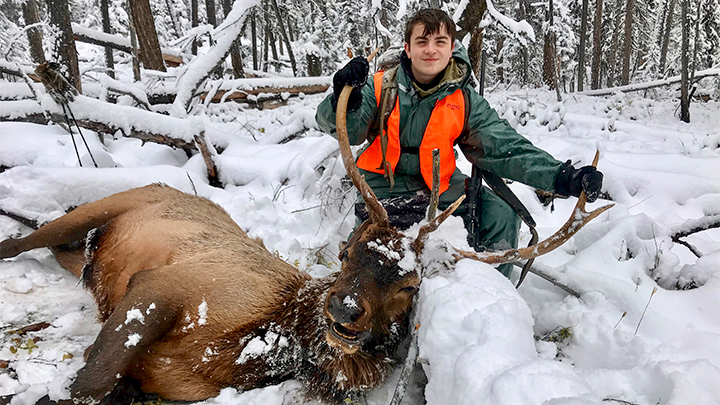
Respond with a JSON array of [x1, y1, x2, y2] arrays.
[[0, 184, 421, 404]]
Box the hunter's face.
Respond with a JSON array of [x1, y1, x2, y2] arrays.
[[404, 23, 455, 84]]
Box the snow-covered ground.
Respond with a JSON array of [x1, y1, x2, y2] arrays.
[[0, 80, 719, 405]]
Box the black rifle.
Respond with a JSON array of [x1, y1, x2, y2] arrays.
[[465, 51, 487, 250]]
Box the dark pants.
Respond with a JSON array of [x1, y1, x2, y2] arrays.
[[455, 185, 521, 278]]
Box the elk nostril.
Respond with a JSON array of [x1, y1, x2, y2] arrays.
[[348, 305, 365, 323], [329, 294, 365, 324]]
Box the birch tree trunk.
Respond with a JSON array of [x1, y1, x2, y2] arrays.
[[590, 0, 604, 89], [621, 0, 635, 85], [129, 0, 166, 71], [578, 0, 589, 91], [680, 0, 690, 122], [22, 0, 45, 64], [46, 0, 81, 92]]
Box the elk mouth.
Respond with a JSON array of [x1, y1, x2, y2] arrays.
[[326, 322, 371, 353]]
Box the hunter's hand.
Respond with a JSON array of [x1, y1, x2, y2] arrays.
[[555, 161, 604, 202], [332, 57, 369, 112]]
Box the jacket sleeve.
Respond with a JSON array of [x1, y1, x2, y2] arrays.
[[314, 78, 379, 145], [459, 91, 564, 192]]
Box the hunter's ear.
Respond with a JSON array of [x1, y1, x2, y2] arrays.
[[404, 43, 411, 58]]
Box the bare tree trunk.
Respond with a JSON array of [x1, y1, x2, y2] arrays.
[[263, 8, 269, 72], [659, 0, 676, 74], [222, 0, 245, 78], [100, 0, 114, 78], [543, 0, 559, 91], [691, 0, 701, 80], [607, 7, 623, 86], [456, 0, 488, 78], [518, 0, 530, 84], [621, 0, 634, 85], [127, 9, 142, 81], [22, 0, 45, 64], [269, 0, 297, 76], [163, 0, 180, 38], [496, 37, 505, 83], [129, 0, 166, 71], [270, 29, 278, 69], [680, 0, 690, 122], [251, 10, 258, 71], [206, 0, 216, 26], [46, 0, 81, 93], [192, 0, 198, 55], [578, 0, 589, 91], [590, 0, 603, 89]]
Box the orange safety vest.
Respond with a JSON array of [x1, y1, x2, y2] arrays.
[[356, 71, 465, 195]]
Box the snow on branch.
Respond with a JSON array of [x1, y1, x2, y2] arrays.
[[579, 68, 720, 96], [170, 0, 260, 117], [670, 214, 720, 258], [71, 23, 183, 62]]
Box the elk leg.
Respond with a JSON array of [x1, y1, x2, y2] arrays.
[[0, 185, 166, 260], [70, 271, 180, 403]]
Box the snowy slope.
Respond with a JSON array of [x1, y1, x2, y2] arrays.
[[0, 87, 719, 405]]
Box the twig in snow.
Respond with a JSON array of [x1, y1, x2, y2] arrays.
[[186, 172, 198, 196], [613, 312, 627, 329], [635, 287, 658, 336]]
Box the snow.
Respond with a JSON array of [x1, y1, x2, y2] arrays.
[[198, 300, 208, 326], [124, 333, 141, 348], [1, 56, 720, 405]]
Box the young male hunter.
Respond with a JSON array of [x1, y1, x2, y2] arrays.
[[315, 9, 603, 278]]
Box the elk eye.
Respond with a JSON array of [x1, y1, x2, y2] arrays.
[[399, 286, 418, 295]]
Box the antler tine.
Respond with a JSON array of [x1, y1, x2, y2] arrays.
[[412, 195, 465, 253], [336, 49, 389, 228], [454, 150, 614, 265]]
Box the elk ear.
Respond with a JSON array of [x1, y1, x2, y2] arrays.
[[338, 220, 372, 260]]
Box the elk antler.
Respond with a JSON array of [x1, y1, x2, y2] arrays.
[[335, 48, 391, 228], [454, 151, 613, 265]]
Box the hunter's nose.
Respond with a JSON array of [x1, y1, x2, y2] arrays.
[[328, 293, 366, 324]]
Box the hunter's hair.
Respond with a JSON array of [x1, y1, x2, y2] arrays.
[[404, 9, 457, 44]]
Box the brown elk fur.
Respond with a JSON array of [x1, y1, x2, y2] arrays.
[[0, 184, 418, 404]]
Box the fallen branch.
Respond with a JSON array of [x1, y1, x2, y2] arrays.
[[670, 214, 720, 258], [579, 68, 720, 96], [193, 133, 222, 187]]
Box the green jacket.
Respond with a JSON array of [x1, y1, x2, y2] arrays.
[[316, 43, 564, 209]]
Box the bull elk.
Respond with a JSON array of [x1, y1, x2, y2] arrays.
[[0, 76, 612, 405]]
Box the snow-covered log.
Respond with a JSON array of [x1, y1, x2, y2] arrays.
[[198, 76, 331, 103], [579, 68, 720, 96], [0, 97, 202, 154], [170, 0, 260, 117]]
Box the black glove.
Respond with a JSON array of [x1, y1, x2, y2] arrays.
[[331, 57, 369, 112], [554, 160, 604, 202]]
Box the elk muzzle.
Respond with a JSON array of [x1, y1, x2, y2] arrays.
[[324, 290, 373, 354]]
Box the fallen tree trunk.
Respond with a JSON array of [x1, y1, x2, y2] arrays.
[[579, 68, 720, 96], [199, 82, 329, 102]]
